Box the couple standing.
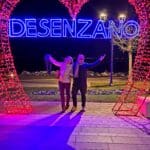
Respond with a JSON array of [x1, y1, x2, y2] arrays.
[[48, 54, 106, 113]]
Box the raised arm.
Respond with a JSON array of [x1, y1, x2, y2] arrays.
[[49, 55, 62, 67], [85, 54, 106, 69]]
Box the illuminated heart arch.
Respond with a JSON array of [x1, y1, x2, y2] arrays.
[[0, 0, 149, 114]]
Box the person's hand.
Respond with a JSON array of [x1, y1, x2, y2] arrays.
[[44, 54, 51, 60], [48, 54, 52, 59], [44, 54, 50, 61], [99, 54, 106, 62]]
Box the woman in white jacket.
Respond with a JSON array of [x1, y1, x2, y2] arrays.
[[49, 55, 73, 112]]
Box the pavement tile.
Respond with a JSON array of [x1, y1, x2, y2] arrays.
[[1, 101, 150, 150], [108, 143, 149, 150], [76, 135, 112, 143], [111, 136, 145, 144], [70, 142, 109, 150]]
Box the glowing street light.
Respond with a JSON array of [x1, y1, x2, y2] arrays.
[[118, 13, 126, 22], [99, 12, 107, 21]]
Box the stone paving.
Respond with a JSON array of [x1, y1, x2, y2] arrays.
[[0, 101, 150, 150]]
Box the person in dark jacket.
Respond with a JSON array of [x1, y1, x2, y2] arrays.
[[71, 54, 106, 112]]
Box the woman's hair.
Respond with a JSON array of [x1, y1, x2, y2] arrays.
[[65, 56, 73, 64]]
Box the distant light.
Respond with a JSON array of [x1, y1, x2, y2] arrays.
[[10, 73, 14, 78], [99, 12, 107, 21], [118, 14, 126, 21]]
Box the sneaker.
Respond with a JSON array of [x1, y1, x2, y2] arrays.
[[65, 105, 69, 110], [71, 106, 77, 112], [61, 106, 66, 113], [61, 108, 66, 113], [80, 107, 85, 112]]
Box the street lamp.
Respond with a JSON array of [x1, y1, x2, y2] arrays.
[[99, 12, 113, 86], [118, 13, 126, 22], [99, 12, 126, 86], [110, 32, 114, 86], [109, 13, 126, 86], [99, 12, 107, 21]]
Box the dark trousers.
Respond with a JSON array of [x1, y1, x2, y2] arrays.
[[59, 81, 71, 109], [72, 80, 87, 108]]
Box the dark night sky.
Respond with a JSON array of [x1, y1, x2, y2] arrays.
[[10, 0, 138, 73]]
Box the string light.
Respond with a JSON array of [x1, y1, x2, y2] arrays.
[[113, 0, 150, 116], [59, 0, 89, 19], [0, 0, 32, 114], [9, 73, 14, 78]]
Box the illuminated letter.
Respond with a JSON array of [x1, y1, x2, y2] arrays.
[[123, 20, 139, 39], [92, 20, 107, 39], [25, 19, 37, 37], [38, 19, 50, 37], [63, 19, 76, 38], [108, 20, 124, 39], [77, 19, 92, 38], [9, 19, 25, 37], [50, 19, 62, 37]]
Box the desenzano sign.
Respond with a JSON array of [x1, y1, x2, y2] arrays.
[[9, 18, 140, 39]]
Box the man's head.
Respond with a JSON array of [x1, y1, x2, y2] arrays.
[[77, 54, 85, 64]]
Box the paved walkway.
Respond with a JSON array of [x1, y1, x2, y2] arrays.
[[0, 101, 150, 150]]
